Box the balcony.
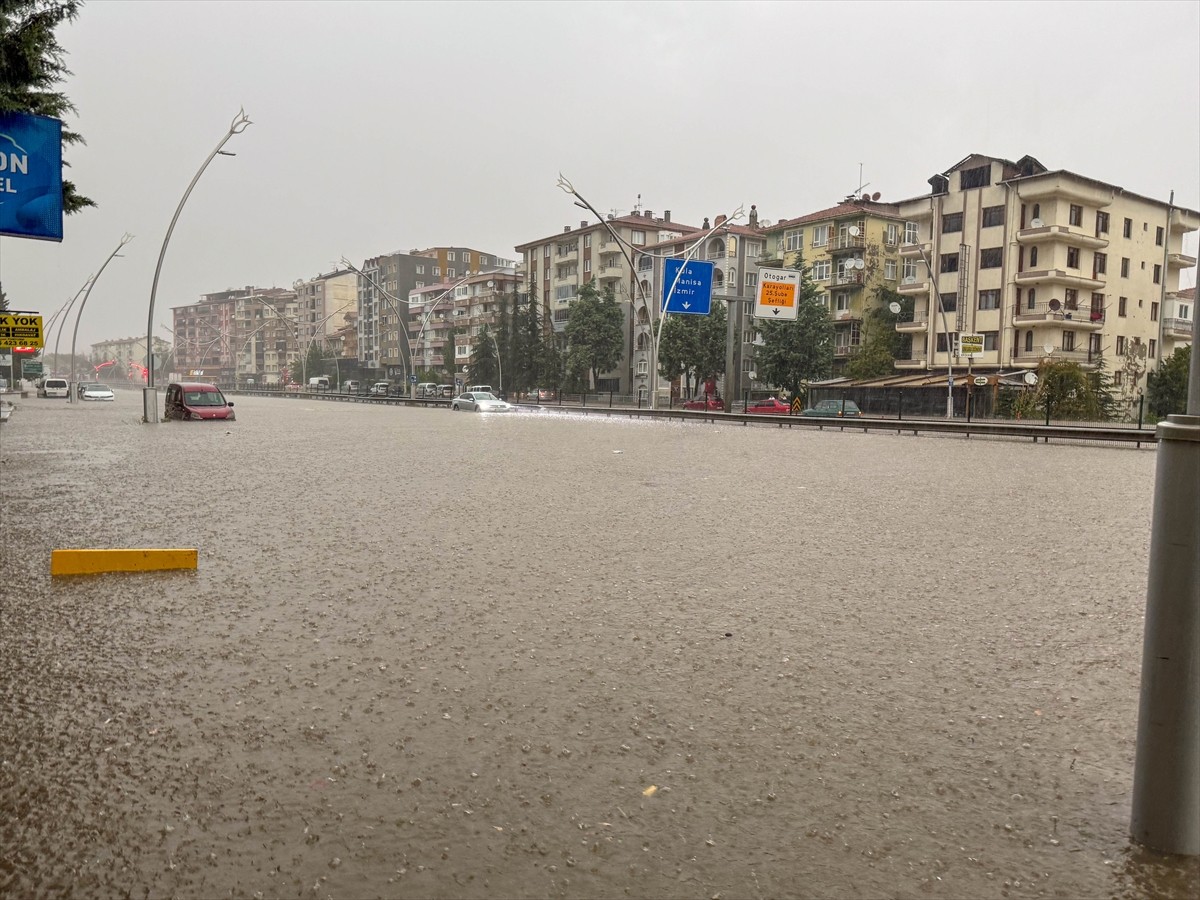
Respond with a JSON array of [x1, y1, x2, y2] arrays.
[[598, 239, 620, 253], [598, 264, 625, 281], [555, 248, 578, 262], [894, 312, 929, 333], [1167, 251, 1197, 269], [1014, 268, 1104, 291], [1170, 208, 1200, 234], [1014, 177, 1114, 208], [1016, 224, 1108, 250], [897, 279, 931, 296], [894, 349, 928, 370], [1162, 318, 1194, 339], [832, 271, 865, 288], [833, 343, 860, 358], [757, 250, 784, 267], [1011, 347, 1101, 367], [899, 241, 932, 259], [1012, 305, 1105, 330], [828, 233, 866, 254]]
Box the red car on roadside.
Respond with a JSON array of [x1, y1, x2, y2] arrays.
[[747, 397, 791, 415], [682, 395, 723, 411]]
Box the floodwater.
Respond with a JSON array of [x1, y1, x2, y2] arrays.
[[0, 391, 1195, 900]]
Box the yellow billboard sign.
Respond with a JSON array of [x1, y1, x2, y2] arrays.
[[0, 313, 44, 348]]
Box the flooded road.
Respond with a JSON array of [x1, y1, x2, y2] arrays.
[[1, 392, 1196, 899]]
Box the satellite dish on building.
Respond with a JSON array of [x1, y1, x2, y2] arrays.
[[1043, 343, 1055, 355], [871, 192, 881, 201], [1048, 298, 1061, 311], [748, 371, 757, 381], [848, 226, 861, 237], [1024, 371, 1039, 386], [888, 302, 902, 314], [903, 276, 917, 285], [854, 258, 865, 270], [1030, 218, 1044, 227]]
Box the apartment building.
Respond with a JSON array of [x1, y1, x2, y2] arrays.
[[762, 197, 907, 370], [406, 270, 521, 377], [89, 335, 171, 381], [171, 286, 299, 384], [638, 208, 769, 403], [514, 210, 699, 394], [294, 269, 357, 351], [894, 153, 1197, 404], [355, 247, 513, 379]]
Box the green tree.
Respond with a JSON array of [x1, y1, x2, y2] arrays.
[[467, 325, 500, 387], [511, 274, 543, 393], [0, 0, 93, 212], [1012, 359, 1115, 422], [657, 302, 727, 398], [756, 251, 834, 401], [1146, 343, 1191, 418], [564, 279, 623, 389], [846, 287, 912, 380]]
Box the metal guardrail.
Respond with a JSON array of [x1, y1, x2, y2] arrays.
[[228, 389, 1159, 445]]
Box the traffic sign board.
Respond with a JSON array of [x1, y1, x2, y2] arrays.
[[22, 360, 43, 377], [408, 374, 418, 383], [754, 268, 799, 320], [662, 259, 714, 315], [0, 313, 44, 348]]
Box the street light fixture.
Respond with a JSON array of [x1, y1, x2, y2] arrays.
[[69, 234, 133, 403], [143, 108, 251, 423]]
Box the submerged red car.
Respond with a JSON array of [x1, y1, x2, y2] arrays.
[[747, 397, 791, 415], [165, 382, 236, 421], [681, 395, 723, 411]]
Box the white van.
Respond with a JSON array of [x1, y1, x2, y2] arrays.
[[308, 375, 330, 391], [416, 382, 439, 398], [39, 377, 69, 399], [465, 384, 494, 396]]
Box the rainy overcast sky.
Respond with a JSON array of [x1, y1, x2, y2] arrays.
[[3, 0, 1199, 349]]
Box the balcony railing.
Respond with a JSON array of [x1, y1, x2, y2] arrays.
[[833, 272, 865, 287], [1013, 305, 1104, 329], [828, 233, 866, 253], [1012, 347, 1100, 365], [1162, 317, 1194, 338], [894, 313, 929, 332]]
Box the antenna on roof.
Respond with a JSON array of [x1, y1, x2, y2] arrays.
[[852, 163, 871, 200], [633, 193, 642, 214]]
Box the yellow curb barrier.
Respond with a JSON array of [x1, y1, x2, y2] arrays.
[[51, 548, 198, 576]]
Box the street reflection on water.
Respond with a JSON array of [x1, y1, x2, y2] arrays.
[[1, 393, 1195, 899]]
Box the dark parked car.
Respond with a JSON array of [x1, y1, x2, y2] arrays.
[[682, 395, 723, 411], [801, 399, 862, 418], [747, 397, 791, 415]]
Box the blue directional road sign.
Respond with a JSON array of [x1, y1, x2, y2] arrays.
[[662, 258, 714, 316], [409, 374, 418, 383]]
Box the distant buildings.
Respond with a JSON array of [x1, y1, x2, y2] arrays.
[[89, 335, 171, 381]]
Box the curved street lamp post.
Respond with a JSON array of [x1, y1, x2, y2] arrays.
[[143, 108, 251, 423], [69, 234, 133, 402]]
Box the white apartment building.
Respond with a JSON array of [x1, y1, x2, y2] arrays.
[[406, 270, 520, 377], [514, 210, 699, 394], [294, 269, 357, 354], [895, 153, 1197, 404]]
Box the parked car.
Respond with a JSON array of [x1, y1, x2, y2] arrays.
[[369, 382, 390, 396], [416, 382, 439, 398], [80, 383, 115, 401], [801, 399, 863, 418], [747, 396, 791, 415], [38, 377, 69, 399], [308, 375, 331, 391], [451, 391, 513, 412], [526, 387, 556, 402], [164, 382, 236, 421], [682, 395, 723, 411], [464, 384, 494, 395], [342, 380, 360, 393], [439, 384, 454, 398]]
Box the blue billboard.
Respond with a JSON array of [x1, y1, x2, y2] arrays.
[[0, 112, 64, 242], [661, 258, 714, 315]]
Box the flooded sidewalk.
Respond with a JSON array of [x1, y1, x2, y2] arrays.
[[1, 394, 1195, 898]]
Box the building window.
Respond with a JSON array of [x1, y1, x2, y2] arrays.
[[1069, 205, 1083, 227], [979, 247, 1002, 268], [1118, 296, 1127, 316], [745, 272, 758, 290], [1155, 226, 1164, 247], [983, 331, 999, 351], [583, 235, 591, 248], [416, 265, 425, 274], [1149, 339, 1157, 358], [1027, 288, 1036, 309], [1123, 217, 1133, 238], [942, 212, 963, 233], [479, 256, 488, 266], [939, 292, 957, 312], [1066, 247, 1080, 269], [886, 223, 900, 245], [1030, 246, 1039, 267], [1063, 331, 1075, 352], [448, 268, 455, 278], [1025, 330, 1033, 352], [835, 294, 850, 312], [940, 253, 959, 273], [584, 259, 591, 273], [1151, 301, 1159, 321], [902, 259, 918, 281], [904, 222, 920, 244], [1064, 288, 1078, 309], [1095, 211, 1109, 235], [1117, 335, 1127, 355], [1121, 258, 1130, 278], [631, 230, 646, 246], [1153, 264, 1162, 284], [959, 165, 990, 189], [982, 206, 1005, 227], [978, 289, 1000, 310], [447, 251, 456, 261], [433, 266, 441, 276], [636, 359, 648, 375], [1093, 252, 1107, 276], [810, 259, 831, 281], [936, 332, 959, 352], [785, 229, 803, 251], [544, 246, 551, 258], [884, 260, 897, 280], [815, 292, 828, 307], [745, 241, 762, 258], [1114, 370, 1124, 386], [811, 224, 830, 247]]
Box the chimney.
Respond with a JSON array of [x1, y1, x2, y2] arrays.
[[581, 220, 588, 229], [748, 205, 758, 228], [645, 210, 653, 220], [715, 214, 727, 227], [664, 210, 671, 222], [563, 225, 571, 233], [702, 217, 710, 229]]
